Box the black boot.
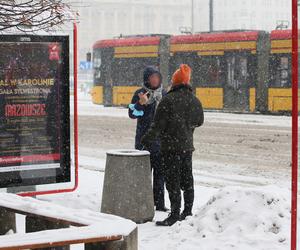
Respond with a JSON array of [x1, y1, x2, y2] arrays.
[[180, 209, 192, 221], [156, 213, 180, 226]]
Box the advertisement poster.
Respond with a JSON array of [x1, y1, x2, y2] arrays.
[[0, 35, 70, 188]]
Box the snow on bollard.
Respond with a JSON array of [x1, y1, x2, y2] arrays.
[[101, 150, 154, 223]]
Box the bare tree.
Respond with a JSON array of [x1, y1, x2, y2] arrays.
[[0, 0, 77, 33]]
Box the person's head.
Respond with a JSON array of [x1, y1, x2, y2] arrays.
[[171, 64, 192, 86], [149, 73, 161, 89], [143, 66, 162, 90]]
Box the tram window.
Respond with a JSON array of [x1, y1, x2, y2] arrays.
[[270, 55, 291, 87], [278, 57, 289, 86], [112, 57, 158, 85], [226, 55, 248, 89], [93, 49, 102, 80], [240, 58, 248, 78], [170, 53, 197, 72], [170, 53, 198, 86], [200, 56, 224, 86], [227, 56, 235, 88]]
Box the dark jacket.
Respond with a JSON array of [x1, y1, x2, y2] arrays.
[[141, 84, 204, 152], [128, 67, 163, 153]]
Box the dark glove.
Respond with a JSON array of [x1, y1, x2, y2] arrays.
[[141, 134, 151, 150]]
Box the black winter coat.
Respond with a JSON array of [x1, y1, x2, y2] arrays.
[[141, 84, 204, 152]]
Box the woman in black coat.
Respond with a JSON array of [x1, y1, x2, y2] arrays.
[[142, 64, 204, 226]]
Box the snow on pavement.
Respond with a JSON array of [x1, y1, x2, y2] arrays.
[[43, 165, 296, 250], [78, 153, 279, 187], [44, 167, 219, 250], [75, 95, 292, 183], [72, 95, 292, 128], [39, 94, 295, 249]]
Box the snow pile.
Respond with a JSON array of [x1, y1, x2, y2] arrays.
[[167, 186, 291, 250]]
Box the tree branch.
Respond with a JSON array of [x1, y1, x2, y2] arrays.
[[0, 0, 77, 33]]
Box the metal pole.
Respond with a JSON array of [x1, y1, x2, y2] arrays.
[[191, 0, 194, 33], [291, 0, 298, 249], [209, 0, 214, 32]]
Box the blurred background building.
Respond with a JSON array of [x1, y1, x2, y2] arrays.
[[209, 0, 291, 31], [75, 0, 192, 60], [74, 0, 291, 61]]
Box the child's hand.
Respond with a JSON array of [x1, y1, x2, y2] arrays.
[[138, 92, 149, 105]]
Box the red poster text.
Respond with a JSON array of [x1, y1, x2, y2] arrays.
[[5, 104, 47, 117]]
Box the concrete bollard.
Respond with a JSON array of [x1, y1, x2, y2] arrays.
[[101, 150, 154, 223]]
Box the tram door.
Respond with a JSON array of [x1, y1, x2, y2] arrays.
[[224, 53, 249, 111], [102, 48, 114, 106]]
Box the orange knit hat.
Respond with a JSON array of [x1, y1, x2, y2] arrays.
[[172, 64, 192, 85]]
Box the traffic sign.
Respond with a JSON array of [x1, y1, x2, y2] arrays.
[[79, 61, 93, 70]]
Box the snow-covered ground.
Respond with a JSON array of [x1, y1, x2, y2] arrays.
[[73, 95, 291, 128], [30, 93, 298, 249], [42, 169, 294, 250], [74, 93, 292, 186], [148, 186, 292, 250]]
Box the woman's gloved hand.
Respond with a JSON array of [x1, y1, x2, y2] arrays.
[[138, 91, 149, 105], [141, 134, 151, 150]]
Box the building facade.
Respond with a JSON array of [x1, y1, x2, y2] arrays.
[[75, 0, 192, 60], [75, 0, 292, 61], [197, 0, 291, 32]]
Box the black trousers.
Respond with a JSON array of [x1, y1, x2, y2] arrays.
[[162, 151, 194, 215], [150, 152, 165, 208]]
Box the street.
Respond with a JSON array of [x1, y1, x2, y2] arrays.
[[75, 98, 293, 187]]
